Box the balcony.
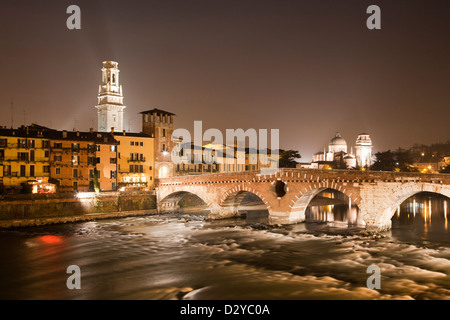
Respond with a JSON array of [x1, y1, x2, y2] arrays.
[[128, 157, 146, 163]]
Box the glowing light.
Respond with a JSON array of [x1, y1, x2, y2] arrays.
[[429, 199, 432, 223], [413, 199, 416, 217], [76, 192, 95, 199], [445, 201, 448, 231], [162, 151, 169, 156], [39, 235, 63, 244]]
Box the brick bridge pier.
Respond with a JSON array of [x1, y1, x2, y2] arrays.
[[156, 168, 450, 231]]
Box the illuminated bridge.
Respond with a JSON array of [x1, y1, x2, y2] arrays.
[[156, 168, 450, 231]]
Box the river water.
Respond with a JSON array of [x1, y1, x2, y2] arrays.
[[0, 193, 448, 300]]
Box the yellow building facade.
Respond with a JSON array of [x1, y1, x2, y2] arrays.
[[0, 128, 51, 193], [114, 132, 155, 190]]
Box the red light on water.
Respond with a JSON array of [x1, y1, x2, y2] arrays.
[[39, 235, 63, 244]]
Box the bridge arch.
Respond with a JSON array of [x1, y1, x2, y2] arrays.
[[379, 183, 450, 229], [289, 186, 360, 224], [158, 191, 210, 214], [220, 186, 271, 222]]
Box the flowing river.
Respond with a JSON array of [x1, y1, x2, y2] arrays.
[[0, 193, 448, 300]]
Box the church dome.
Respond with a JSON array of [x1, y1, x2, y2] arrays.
[[328, 132, 348, 154], [329, 132, 347, 146]]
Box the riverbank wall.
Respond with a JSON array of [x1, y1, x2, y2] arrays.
[[0, 191, 157, 228]]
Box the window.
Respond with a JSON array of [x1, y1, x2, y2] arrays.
[[110, 171, 116, 179], [72, 143, 79, 152], [30, 165, 35, 177], [111, 146, 116, 152], [29, 150, 35, 162], [18, 139, 27, 148], [54, 155, 62, 162], [42, 140, 50, 148], [140, 142, 143, 146], [43, 166, 50, 174], [97, 145, 101, 152], [134, 165, 139, 173], [73, 181, 78, 191], [73, 169, 78, 178], [88, 157, 96, 166], [54, 142, 62, 149], [149, 166, 152, 170], [89, 169, 95, 179], [28, 140, 35, 148], [72, 155, 79, 166], [44, 150, 50, 158], [162, 144, 166, 152], [110, 158, 117, 164], [20, 165, 26, 177], [18, 152, 28, 161], [112, 182, 116, 191], [162, 129, 166, 137], [130, 141, 134, 146], [0, 139, 7, 147], [96, 157, 100, 164], [118, 152, 121, 159], [139, 165, 144, 173], [88, 144, 96, 153], [56, 168, 61, 175], [129, 165, 134, 173], [4, 165, 11, 177]]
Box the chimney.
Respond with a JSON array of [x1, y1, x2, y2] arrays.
[[77, 131, 80, 137], [123, 130, 126, 136], [63, 130, 67, 139], [90, 128, 94, 133], [111, 127, 115, 133]]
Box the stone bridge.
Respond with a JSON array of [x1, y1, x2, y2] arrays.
[[156, 168, 450, 231]]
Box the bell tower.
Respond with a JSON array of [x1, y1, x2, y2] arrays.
[[95, 61, 126, 132], [140, 109, 176, 178]]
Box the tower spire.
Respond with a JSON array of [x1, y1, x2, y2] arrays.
[[95, 61, 126, 132]]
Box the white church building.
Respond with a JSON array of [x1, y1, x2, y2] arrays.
[[310, 132, 373, 169]]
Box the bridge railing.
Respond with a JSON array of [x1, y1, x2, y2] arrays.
[[156, 168, 450, 186]]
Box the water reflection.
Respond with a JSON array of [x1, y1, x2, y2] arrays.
[[305, 189, 362, 229], [392, 192, 450, 245]]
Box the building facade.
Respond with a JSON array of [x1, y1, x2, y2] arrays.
[[0, 127, 51, 193], [114, 131, 155, 190], [311, 132, 374, 169]]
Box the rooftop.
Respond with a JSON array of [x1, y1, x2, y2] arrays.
[[139, 108, 176, 116]]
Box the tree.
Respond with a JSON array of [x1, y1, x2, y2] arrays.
[[371, 149, 418, 172], [395, 150, 418, 172], [371, 150, 396, 171], [278, 149, 301, 168]]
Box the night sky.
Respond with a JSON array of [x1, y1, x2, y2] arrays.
[[0, 0, 449, 161]]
